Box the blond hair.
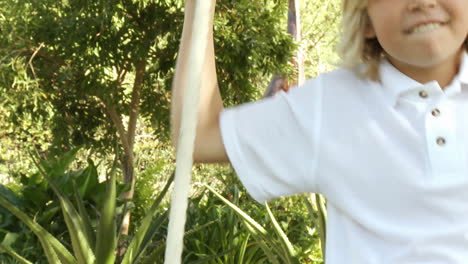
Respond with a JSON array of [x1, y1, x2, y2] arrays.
[[336, 0, 468, 81]]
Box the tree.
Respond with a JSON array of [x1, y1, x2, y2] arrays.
[[288, 0, 305, 86], [266, 0, 304, 96], [0, 0, 294, 239], [301, 0, 341, 77]]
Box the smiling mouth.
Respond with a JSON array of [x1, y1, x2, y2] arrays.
[[406, 22, 446, 34]]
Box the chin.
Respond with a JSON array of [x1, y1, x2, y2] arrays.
[[403, 50, 461, 68]]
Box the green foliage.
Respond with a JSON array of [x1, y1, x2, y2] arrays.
[[0, 149, 126, 263], [1, 0, 175, 151], [1, 153, 325, 263], [205, 184, 299, 264], [214, 1, 295, 105], [121, 172, 173, 264], [301, 0, 341, 77], [131, 143, 174, 230], [163, 164, 321, 263], [0, 0, 295, 156], [304, 194, 327, 259], [0, 150, 174, 264], [182, 186, 267, 263], [94, 163, 117, 264], [0, 186, 22, 233], [0, 0, 342, 262]]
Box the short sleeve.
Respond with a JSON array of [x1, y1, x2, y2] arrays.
[[220, 77, 324, 203]]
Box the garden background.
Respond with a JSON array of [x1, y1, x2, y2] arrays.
[[0, 0, 340, 263]]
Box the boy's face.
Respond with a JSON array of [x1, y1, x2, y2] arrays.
[[365, 0, 468, 81]]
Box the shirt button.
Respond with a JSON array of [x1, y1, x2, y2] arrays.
[[436, 137, 446, 146], [431, 108, 441, 117], [419, 90, 429, 98]]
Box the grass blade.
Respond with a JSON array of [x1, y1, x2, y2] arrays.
[[73, 182, 95, 250], [140, 241, 166, 264], [237, 232, 249, 263], [242, 222, 280, 264], [265, 203, 299, 264], [304, 194, 327, 259], [122, 172, 174, 264], [132, 212, 169, 263], [188, 247, 237, 264], [0, 244, 33, 264], [316, 194, 327, 255], [94, 162, 117, 264], [31, 151, 95, 263], [204, 185, 268, 236], [0, 195, 76, 264], [59, 195, 96, 263], [204, 184, 285, 258]]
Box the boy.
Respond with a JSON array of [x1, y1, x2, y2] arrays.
[[171, 0, 468, 263]]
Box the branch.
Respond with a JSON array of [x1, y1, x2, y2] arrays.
[[14, 48, 65, 66], [97, 97, 131, 158], [126, 59, 146, 151], [15, 37, 65, 65], [28, 43, 45, 82]]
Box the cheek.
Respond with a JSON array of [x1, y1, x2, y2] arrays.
[[372, 27, 407, 58], [373, 24, 399, 47], [461, 14, 468, 33], [367, 10, 399, 39], [449, 0, 468, 32]]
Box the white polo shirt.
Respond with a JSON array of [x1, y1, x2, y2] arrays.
[[220, 53, 468, 264]]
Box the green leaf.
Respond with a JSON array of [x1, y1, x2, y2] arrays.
[[0, 185, 21, 206], [237, 232, 250, 262], [0, 244, 33, 264], [140, 242, 166, 264], [204, 184, 285, 262], [133, 212, 169, 263], [42, 148, 80, 178], [58, 188, 96, 264], [22, 185, 50, 208], [187, 247, 237, 264], [1, 232, 19, 248], [76, 159, 99, 198], [0, 186, 23, 229], [204, 185, 268, 237], [122, 171, 174, 264], [265, 203, 298, 263], [304, 194, 327, 259], [62, 0, 70, 8], [94, 162, 117, 264], [37, 203, 61, 226], [0, 195, 76, 264], [73, 182, 95, 251], [242, 221, 280, 264], [31, 151, 95, 263]]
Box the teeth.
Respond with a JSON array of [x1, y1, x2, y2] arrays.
[[410, 23, 443, 34]]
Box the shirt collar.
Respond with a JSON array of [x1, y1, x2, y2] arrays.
[[380, 51, 468, 107]]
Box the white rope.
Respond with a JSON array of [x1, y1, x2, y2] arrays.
[[164, 0, 213, 263]]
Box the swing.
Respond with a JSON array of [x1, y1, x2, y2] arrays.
[[164, 1, 213, 263]]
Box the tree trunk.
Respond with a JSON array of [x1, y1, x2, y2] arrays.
[[120, 59, 146, 236], [265, 0, 304, 97], [287, 0, 304, 86], [102, 58, 146, 258]]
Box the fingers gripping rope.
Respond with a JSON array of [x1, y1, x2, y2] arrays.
[[164, 0, 213, 263]]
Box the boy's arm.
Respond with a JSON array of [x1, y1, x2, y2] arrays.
[[171, 0, 229, 163]]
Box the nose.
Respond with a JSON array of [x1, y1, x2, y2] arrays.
[[407, 0, 437, 11]]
